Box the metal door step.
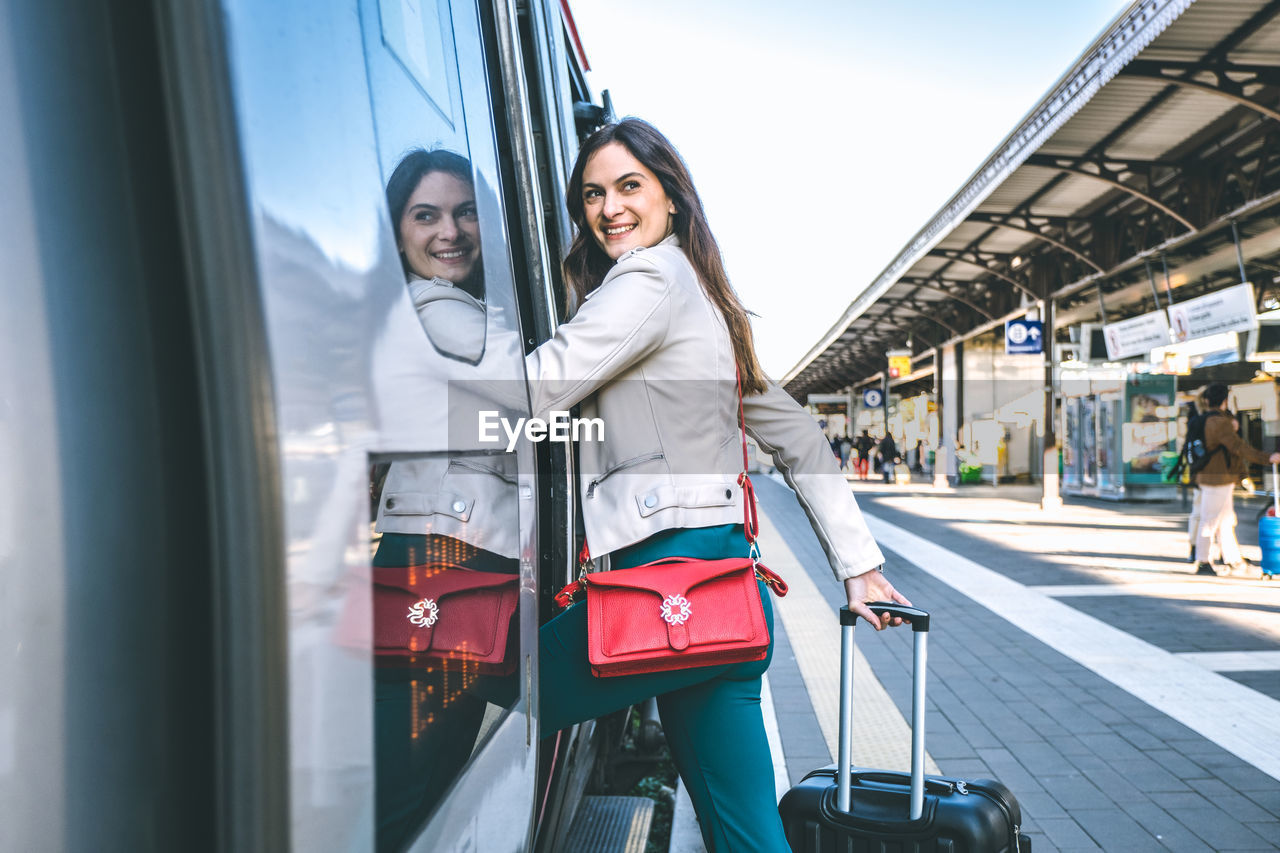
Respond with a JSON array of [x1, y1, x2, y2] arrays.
[[562, 795, 654, 853]]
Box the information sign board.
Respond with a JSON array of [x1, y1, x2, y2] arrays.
[[1102, 310, 1170, 360], [1005, 319, 1043, 354], [887, 349, 912, 379], [1167, 282, 1256, 343]]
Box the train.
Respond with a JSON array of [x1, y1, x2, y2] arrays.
[[1, 0, 650, 850]]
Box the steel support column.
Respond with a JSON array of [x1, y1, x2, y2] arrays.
[[933, 345, 948, 489], [1041, 297, 1062, 510]]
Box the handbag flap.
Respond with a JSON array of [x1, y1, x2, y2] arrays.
[[583, 556, 753, 598], [586, 557, 763, 656]]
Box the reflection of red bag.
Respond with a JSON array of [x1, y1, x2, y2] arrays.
[[354, 564, 518, 674], [579, 556, 786, 677]]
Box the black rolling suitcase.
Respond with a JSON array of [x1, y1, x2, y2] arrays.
[[778, 604, 1031, 852]]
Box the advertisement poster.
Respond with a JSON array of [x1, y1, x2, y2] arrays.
[[1122, 374, 1178, 483]]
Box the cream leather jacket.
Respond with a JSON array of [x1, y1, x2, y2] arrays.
[[527, 236, 884, 581]]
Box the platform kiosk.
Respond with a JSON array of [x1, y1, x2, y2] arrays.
[[1061, 370, 1178, 501]]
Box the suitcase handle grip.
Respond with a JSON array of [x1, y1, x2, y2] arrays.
[[852, 770, 953, 796], [840, 603, 930, 632]]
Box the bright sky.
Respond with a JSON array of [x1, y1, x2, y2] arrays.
[[569, 0, 1135, 378]]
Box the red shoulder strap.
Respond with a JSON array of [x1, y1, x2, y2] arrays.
[[736, 367, 758, 546]]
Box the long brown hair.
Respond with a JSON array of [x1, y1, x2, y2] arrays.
[[563, 119, 768, 395]]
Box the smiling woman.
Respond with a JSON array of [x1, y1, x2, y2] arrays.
[[386, 148, 484, 300], [580, 143, 677, 260], [528, 118, 905, 853]]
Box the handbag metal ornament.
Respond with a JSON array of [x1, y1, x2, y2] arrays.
[[660, 594, 692, 626], [408, 597, 440, 627]]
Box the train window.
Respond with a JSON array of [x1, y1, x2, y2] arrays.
[[218, 0, 541, 846], [358, 0, 538, 849], [377, 0, 456, 122]]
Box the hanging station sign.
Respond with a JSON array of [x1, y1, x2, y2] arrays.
[[1004, 318, 1043, 354], [887, 349, 912, 379], [1167, 282, 1257, 344], [1102, 310, 1171, 361]]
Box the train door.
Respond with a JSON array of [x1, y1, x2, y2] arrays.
[[213, 0, 540, 850]]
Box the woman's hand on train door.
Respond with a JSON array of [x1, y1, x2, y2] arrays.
[[843, 569, 912, 631]]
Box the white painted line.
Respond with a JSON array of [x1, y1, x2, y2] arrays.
[[759, 674, 790, 804], [1177, 651, 1280, 672], [863, 512, 1280, 783], [1029, 582, 1280, 598], [757, 508, 940, 775]]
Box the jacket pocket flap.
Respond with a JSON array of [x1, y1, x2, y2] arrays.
[[635, 483, 737, 518]]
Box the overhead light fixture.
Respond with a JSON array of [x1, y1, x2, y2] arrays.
[[1011, 256, 1024, 269]]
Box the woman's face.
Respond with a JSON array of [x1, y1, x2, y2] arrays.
[[580, 141, 675, 261], [398, 171, 481, 283]]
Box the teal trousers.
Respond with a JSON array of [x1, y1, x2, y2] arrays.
[[540, 524, 790, 853]]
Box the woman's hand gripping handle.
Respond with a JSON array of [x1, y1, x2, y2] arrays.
[[843, 567, 912, 631]]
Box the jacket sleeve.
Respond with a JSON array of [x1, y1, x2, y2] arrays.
[[742, 381, 886, 581], [1208, 414, 1273, 467], [525, 253, 671, 418]]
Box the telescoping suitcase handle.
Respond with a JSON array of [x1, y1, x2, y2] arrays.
[[837, 603, 931, 820]]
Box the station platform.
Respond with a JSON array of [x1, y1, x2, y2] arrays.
[[671, 475, 1280, 852]]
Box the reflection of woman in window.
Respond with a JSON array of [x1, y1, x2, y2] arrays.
[[388, 148, 483, 297], [529, 120, 909, 851], [383, 149, 487, 364], [371, 149, 516, 852]]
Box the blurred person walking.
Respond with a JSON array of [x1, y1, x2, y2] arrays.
[[854, 429, 875, 480], [878, 432, 899, 484], [1193, 382, 1280, 576]]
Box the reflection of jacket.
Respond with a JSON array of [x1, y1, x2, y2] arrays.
[[527, 236, 884, 580], [372, 275, 520, 558], [1197, 409, 1271, 487], [375, 455, 519, 558]]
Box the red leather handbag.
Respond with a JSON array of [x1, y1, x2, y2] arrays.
[[555, 370, 788, 677], [344, 562, 519, 675], [578, 555, 787, 677]]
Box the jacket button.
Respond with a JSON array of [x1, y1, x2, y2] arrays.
[[452, 500, 467, 514], [725, 489, 732, 499], [385, 499, 396, 510], [643, 495, 657, 508]]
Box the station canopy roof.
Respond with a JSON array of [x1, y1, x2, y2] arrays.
[[783, 0, 1280, 400]]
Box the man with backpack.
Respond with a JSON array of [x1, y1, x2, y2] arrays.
[[1191, 383, 1280, 576]]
